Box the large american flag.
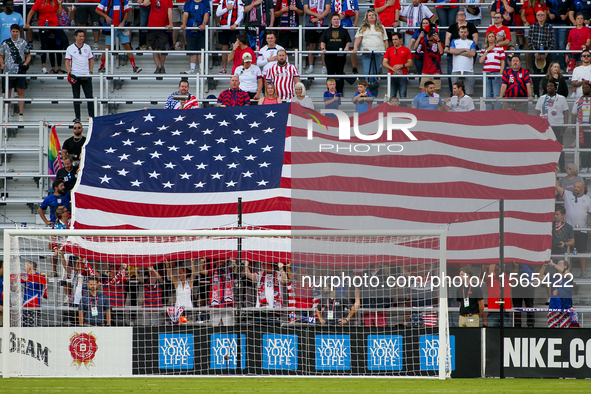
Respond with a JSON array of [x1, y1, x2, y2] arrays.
[[69, 103, 561, 266]]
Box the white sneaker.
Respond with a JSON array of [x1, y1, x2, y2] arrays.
[[183, 69, 196, 75], [42, 67, 48, 74], [64, 294, 70, 304], [18, 114, 24, 122], [305, 65, 314, 74], [321, 66, 327, 74]]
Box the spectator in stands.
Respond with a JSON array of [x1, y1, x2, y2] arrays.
[[352, 79, 373, 113], [291, 81, 315, 109], [436, 0, 459, 42], [138, 0, 151, 50], [417, 30, 443, 94], [566, 14, 590, 72], [171, 0, 185, 52], [331, 0, 359, 73], [138, 266, 164, 326], [388, 96, 400, 106], [319, 13, 350, 95], [410, 19, 431, 72], [0, 24, 31, 123], [218, 75, 251, 106], [540, 61, 569, 98], [243, 0, 275, 51], [96, 0, 142, 75], [412, 80, 442, 110], [547, 0, 571, 71], [559, 163, 584, 194], [555, 177, 591, 277], [228, 34, 256, 74], [21, 260, 47, 326], [47, 1, 71, 75], [180, 0, 210, 75], [163, 79, 195, 109], [244, 260, 287, 308], [553, 206, 575, 255], [464, 0, 484, 26], [457, 266, 483, 327], [303, 0, 330, 74], [53, 205, 70, 230], [479, 31, 505, 110], [61, 253, 96, 306], [0, 1, 24, 45], [166, 259, 196, 312], [374, 0, 400, 44], [521, 0, 547, 69], [353, 9, 388, 98], [399, 0, 435, 39], [38, 179, 70, 227], [450, 26, 476, 97], [216, 0, 245, 75], [445, 10, 478, 94], [482, 264, 511, 328], [146, 0, 173, 74], [205, 259, 236, 326], [75, 0, 101, 52], [489, 0, 516, 31], [444, 80, 475, 111], [485, 11, 511, 50], [274, 0, 303, 51], [79, 277, 111, 326], [544, 259, 575, 328], [571, 82, 591, 172], [497, 56, 533, 113], [535, 81, 568, 170], [572, 50, 591, 99], [316, 279, 356, 325], [62, 122, 86, 163], [324, 77, 341, 110], [570, 0, 591, 25], [259, 81, 282, 104], [383, 32, 413, 103], [528, 10, 553, 97], [236, 52, 263, 103], [25, 0, 68, 75], [257, 31, 284, 75], [65, 30, 95, 123], [102, 263, 128, 318], [56, 155, 78, 192], [265, 49, 300, 100]]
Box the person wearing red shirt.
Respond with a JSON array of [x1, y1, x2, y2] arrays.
[[483, 264, 512, 328], [521, 0, 546, 25], [25, 0, 69, 74], [485, 12, 512, 49], [567, 13, 591, 68], [146, 0, 173, 74], [383, 32, 413, 101], [374, 0, 400, 44], [228, 34, 256, 74]]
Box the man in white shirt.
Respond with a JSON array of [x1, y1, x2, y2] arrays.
[[257, 31, 285, 74], [450, 26, 476, 96], [572, 49, 591, 99], [235, 52, 263, 102], [399, 0, 434, 34], [444, 81, 475, 111], [65, 30, 94, 123], [535, 80, 569, 171]]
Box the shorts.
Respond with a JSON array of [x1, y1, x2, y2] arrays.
[[210, 310, 234, 326], [172, 6, 183, 23], [148, 30, 170, 51], [451, 71, 474, 95], [575, 231, 588, 253], [6, 76, 26, 90], [420, 76, 441, 90], [218, 29, 239, 46], [277, 30, 299, 49], [347, 28, 356, 43], [76, 4, 102, 26], [305, 29, 323, 45], [186, 34, 205, 51], [106, 29, 131, 46]]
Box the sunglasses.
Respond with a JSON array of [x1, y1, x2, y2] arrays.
[[493, 16, 502, 19], [583, 55, 591, 58], [73, 126, 82, 129]]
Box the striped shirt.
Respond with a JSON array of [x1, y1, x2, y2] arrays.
[[265, 63, 299, 100], [481, 46, 505, 73], [217, 88, 251, 106], [143, 282, 164, 307], [501, 68, 531, 98]]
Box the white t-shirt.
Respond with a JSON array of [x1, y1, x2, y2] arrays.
[[464, 0, 482, 21], [400, 5, 433, 31], [175, 280, 193, 310], [451, 38, 476, 73], [563, 189, 591, 229], [257, 44, 285, 74], [355, 25, 388, 51], [446, 95, 475, 112], [234, 64, 262, 93], [572, 64, 591, 98], [65, 43, 93, 75], [535, 94, 568, 125]]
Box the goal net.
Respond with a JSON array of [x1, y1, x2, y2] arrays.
[[1, 229, 451, 378]]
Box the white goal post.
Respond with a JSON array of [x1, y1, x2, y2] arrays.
[[2, 228, 450, 379]]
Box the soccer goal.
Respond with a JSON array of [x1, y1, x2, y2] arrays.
[[1, 229, 450, 379]]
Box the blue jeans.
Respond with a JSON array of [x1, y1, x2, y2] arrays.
[[552, 26, 567, 71], [436, 7, 459, 41], [389, 75, 408, 100], [139, 7, 151, 46], [485, 71, 502, 110], [486, 312, 510, 328], [362, 52, 383, 97]]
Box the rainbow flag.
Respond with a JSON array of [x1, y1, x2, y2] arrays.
[[48, 126, 63, 179]]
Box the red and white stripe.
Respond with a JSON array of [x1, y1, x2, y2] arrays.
[[481, 46, 506, 73], [265, 63, 299, 101]]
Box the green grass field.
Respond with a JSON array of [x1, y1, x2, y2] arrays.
[[0, 378, 590, 393]]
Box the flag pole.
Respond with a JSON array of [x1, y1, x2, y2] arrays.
[[499, 198, 505, 379]]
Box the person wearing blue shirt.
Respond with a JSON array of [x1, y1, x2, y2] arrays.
[[38, 179, 71, 226], [0, 1, 24, 45], [324, 78, 341, 112], [181, 0, 211, 74], [412, 80, 442, 110], [352, 79, 373, 113]]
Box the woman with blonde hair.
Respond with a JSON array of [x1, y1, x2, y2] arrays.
[[479, 31, 505, 110], [353, 9, 388, 98], [540, 61, 568, 98], [291, 82, 315, 109], [259, 82, 282, 105]]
